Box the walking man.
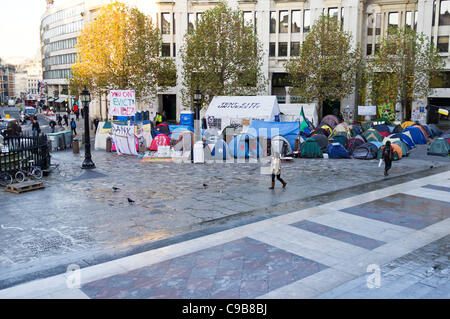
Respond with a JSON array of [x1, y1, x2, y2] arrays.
[[382, 141, 394, 176], [63, 114, 69, 126]]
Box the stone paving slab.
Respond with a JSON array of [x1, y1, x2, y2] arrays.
[[0, 142, 449, 289], [0, 171, 449, 298]]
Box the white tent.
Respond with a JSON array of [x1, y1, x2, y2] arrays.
[[278, 103, 319, 127], [204, 96, 280, 131]]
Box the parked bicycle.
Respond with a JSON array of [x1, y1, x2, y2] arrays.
[[15, 159, 43, 183], [0, 172, 13, 186]]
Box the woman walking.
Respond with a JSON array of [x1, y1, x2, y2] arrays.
[[269, 152, 287, 189], [382, 141, 394, 176]]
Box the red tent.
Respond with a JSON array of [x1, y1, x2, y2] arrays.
[[149, 133, 171, 151]]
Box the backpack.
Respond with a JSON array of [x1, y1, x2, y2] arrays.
[[71, 121, 76, 128], [382, 146, 391, 159]]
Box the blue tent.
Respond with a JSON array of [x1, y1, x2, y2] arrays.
[[169, 125, 194, 141], [403, 126, 427, 144], [326, 143, 350, 159], [369, 141, 383, 149], [211, 139, 230, 160], [228, 134, 263, 158], [248, 120, 299, 150], [390, 133, 415, 149]]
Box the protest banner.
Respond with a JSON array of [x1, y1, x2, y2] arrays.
[[109, 90, 136, 117], [111, 123, 138, 155]]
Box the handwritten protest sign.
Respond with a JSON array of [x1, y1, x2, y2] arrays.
[[109, 90, 136, 117]]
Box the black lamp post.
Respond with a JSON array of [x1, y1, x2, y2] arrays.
[[80, 87, 95, 169], [193, 87, 202, 143], [193, 87, 202, 121]]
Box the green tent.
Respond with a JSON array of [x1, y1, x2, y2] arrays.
[[363, 129, 383, 142], [300, 138, 323, 158], [427, 138, 449, 157], [332, 135, 348, 148], [393, 140, 409, 157]]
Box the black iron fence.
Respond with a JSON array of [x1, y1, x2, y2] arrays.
[[0, 134, 50, 174]]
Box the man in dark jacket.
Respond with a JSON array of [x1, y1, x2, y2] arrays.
[[49, 120, 57, 133], [63, 114, 69, 126], [32, 118, 40, 136]]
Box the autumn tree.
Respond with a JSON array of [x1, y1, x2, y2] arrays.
[[364, 27, 444, 119], [284, 15, 363, 119], [70, 2, 176, 103], [180, 2, 266, 108]]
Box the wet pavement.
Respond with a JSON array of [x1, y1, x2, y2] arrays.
[[0, 132, 449, 289], [0, 170, 448, 299]]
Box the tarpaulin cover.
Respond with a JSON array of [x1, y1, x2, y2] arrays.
[[248, 120, 299, 150]]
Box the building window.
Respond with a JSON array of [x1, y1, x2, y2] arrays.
[[375, 43, 380, 53], [406, 11, 412, 28], [376, 13, 381, 35], [162, 43, 171, 57], [367, 14, 374, 35], [243, 11, 253, 26], [290, 42, 300, 56], [367, 44, 373, 56], [188, 13, 195, 32], [279, 11, 288, 33], [173, 13, 176, 34], [440, 0, 450, 25], [414, 10, 418, 30], [161, 13, 170, 34], [328, 7, 338, 20], [303, 10, 310, 32], [437, 36, 449, 52], [270, 11, 276, 33], [278, 42, 287, 57], [388, 12, 399, 33], [269, 42, 276, 57], [291, 10, 301, 33]]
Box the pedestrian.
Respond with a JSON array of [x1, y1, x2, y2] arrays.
[[31, 118, 40, 137], [63, 114, 69, 126], [49, 120, 56, 133], [269, 152, 287, 189], [71, 118, 77, 136], [382, 141, 394, 176], [75, 110, 79, 121], [154, 112, 162, 126], [93, 118, 99, 133], [57, 114, 62, 127]]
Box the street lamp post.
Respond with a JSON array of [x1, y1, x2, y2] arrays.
[[80, 87, 95, 169], [193, 87, 202, 142]]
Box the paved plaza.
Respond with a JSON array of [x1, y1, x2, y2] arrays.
[[0, 169, 448, 298]]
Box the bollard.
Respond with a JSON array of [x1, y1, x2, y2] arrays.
[[73, 138, 79, 154]]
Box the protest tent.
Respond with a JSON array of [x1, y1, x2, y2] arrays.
[[311, 134, 329, 150], [363, 129, 383, 142], [149, 133, 171, 151], [412, 124, 430, 139], [326, 143, 350, 159], [311, 127, 329, 137], [390, 133, 415, 149], [170, 125, 194, 142], [349, 124, 363, 137], [331, 134, 348, 148], [369, 141, 383, 149], [427, 124, 442, 137], [353, 142, 378, 160], [393, 140, 409, 157], [382, 136, 401, 145], [248, 120, 299, 150], [402, 126, 427, 144], [377, 143, 403, 161], [319, 115, 341, 129], [173, 131, 194, 155], [278, 103, 319, 127], [345, 137, 365, 155], [332, 123, 351, 139], [205, 96, 280, 132], [271, 135, 294, 157], [228, 134, 263, 158], [401, 121, 415, 129], [319, 124, 333, 137], [427, 138, 449, 157], [210, 139, 231, 160], [300, 138, 323, 158]]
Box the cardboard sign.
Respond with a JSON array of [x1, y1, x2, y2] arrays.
[[358, 105, 377, 116], [109, 90, 136, 117]]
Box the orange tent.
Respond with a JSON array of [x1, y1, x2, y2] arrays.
[[401, 121, 415, 129]]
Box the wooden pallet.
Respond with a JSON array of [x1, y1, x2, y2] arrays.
[[5, 180, 45, 194]]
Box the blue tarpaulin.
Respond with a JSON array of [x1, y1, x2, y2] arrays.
[[248, 120, 299, 149]]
